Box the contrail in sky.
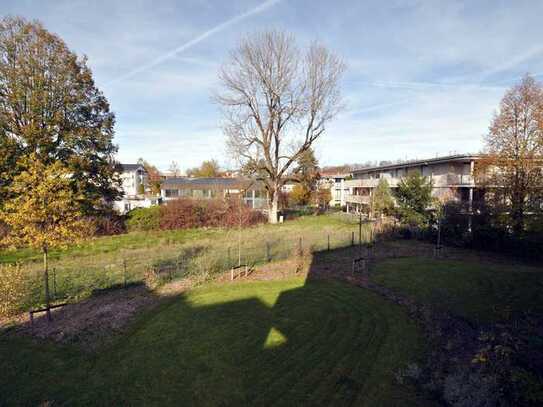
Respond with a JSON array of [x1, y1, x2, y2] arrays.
[[107, 0, 283, 86]]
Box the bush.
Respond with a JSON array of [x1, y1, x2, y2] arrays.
[[91, 213, 127, 236], [159, 198, 265, 230], [126, 206, 160, 231]]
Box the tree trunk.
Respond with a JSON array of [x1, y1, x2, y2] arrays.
[[43, 247, 52, 322], [268, 189, 279, 224]]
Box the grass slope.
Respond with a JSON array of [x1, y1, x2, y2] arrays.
[[0, 278, 431, 406], [372, 257, 543, 324], [1, 214, 369, 311]]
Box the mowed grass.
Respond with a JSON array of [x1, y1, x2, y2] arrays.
[[372, 257, 543, 324], [0, 278, 432, 406]]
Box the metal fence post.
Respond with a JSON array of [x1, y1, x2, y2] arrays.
[[52, 267, 57, 299], [327, 234, 330, 251], [123, 259, 127, 287]]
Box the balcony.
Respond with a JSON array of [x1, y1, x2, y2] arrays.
[[345, 194, 371, 204], [346, 178, 399, 188], [446, 174, 475, 186], [345, 179, 378, 188]]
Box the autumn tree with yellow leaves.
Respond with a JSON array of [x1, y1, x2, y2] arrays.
[[0, 156, 91, 320]]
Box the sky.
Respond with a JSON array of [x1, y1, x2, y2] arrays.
[[3, 0, 543, 172]]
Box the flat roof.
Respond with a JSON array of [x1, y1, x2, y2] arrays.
[[119, 163, 145, 172], [161, 177, 262, 190], [352, 154, 482, 175]]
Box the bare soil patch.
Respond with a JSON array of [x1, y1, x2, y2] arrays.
[[1, 278, 193, 348]]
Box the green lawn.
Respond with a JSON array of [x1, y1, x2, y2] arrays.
[[372, 257, 543, 324], [0, 278, 431, 406]]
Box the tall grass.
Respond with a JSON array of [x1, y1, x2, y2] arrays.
[[1, 215, 372, 312]]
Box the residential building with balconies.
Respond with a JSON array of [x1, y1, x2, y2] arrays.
[[345, 154, 481, 213]]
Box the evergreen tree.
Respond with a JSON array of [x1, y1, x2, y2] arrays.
[[394, 172, 434, 227]]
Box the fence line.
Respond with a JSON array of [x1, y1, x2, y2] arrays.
[[3, 224, 376, 312]]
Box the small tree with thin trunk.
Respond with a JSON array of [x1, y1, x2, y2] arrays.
[[216, 31, 345, 223], [0, 156, 90, 320], [372, 178, 394, 218], [394, 172, 434, 228], [479, 75, 543, 235], [168, 161, 181, 177]]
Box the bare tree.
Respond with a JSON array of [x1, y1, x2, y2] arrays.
[[216, 31, 345, 223], [479, 74, 543, 235], [168, 161, 181, 177]]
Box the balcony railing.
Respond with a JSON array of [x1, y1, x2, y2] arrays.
[[345, 194, 371, 204], [446, 174, 475, 186], [345, 179, 379, 188]]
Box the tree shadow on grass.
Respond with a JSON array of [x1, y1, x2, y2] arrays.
[[0, 246, 426, 407]]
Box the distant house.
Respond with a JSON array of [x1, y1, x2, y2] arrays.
[[344, 154, 481, 213], [113, 163, 159, 214], [160, 177, 268, 210]]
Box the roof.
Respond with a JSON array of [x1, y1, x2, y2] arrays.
[[119, 163, 146, 172], [161, 177, 261, 190], [352, 154, 482, 175], [320, 173, 350, 179]]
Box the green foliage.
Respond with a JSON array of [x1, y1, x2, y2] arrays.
[[372, 178, 394, 217], [0, 279, 426, 406], [137, 182, 145, 195], [394, 172, 434, 227], [126, 206, 160, 232], [0, 16, 119, 215], [293, 148, 320, 192]]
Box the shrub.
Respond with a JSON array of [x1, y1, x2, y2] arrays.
[[126, 206, 160, 231], [159, 198, 265, 230], [91, 213, 127, 236]]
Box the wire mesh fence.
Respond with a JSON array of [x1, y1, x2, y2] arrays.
[[1, 223, 375, 314]]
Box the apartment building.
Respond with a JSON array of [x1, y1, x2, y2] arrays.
[[318, 173, 351, 207], [345, 154, 481, 213], [160, 177, 268, 210]]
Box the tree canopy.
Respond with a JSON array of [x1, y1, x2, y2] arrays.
[[0, 16, 119, 214], [372, 178, 394, 218], [479, 75, 543, 235], [394, 172, 434, 227]]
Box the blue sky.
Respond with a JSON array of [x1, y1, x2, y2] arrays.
[[3, 0, 543, 171]]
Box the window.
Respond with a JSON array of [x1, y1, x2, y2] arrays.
[[165, 189, 179, 198]]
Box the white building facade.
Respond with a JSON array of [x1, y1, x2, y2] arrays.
[[318, 173, 351, 207], [113, 163, 158, 214]]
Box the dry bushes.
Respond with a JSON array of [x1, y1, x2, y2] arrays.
[[159, 198, 265, 230]]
